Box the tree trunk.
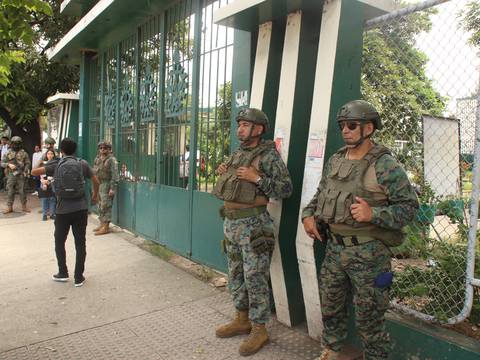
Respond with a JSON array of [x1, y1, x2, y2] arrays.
[[0, 106, 41, 159]]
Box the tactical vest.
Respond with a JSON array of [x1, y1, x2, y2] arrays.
[[94, 155, 114, 181], [5, 150, 28, 176], [316, 144, 404, 247], [213, 141, 274, 204]]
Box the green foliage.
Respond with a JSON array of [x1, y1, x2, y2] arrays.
[[0, 0, 78, 151], [0, 0, 52, 86], [362, 7, 446, 178], [460, 1, 480, 48]]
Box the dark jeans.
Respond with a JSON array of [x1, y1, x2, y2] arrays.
[[54, 210, 88, 280]]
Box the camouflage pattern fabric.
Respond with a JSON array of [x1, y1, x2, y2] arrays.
[[302, 146, 417, 359], [1, 149, 30, 206], [302, 153, 418, 227], [221, 140, 292, 324], [248, 141, 292, 199], [320, 240, 391, 359], [224, 212, 275, 324], [93, 154, 119, 223]]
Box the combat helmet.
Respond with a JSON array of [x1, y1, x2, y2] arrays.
[[236, 108, 269, 134], [44, 136, 56, 145], [337, 100, 382, 130], [97, 140, 112, 149], [10, 136, 22, 143]]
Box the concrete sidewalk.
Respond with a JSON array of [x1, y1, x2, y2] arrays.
[[0, 193, 322, 360]]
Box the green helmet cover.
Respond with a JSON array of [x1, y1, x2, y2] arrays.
[[236, 108, 269, 134], [337, 100, 382, 130], [44, 136, 56, 145], [11, 136, 22, 143], [98, 140, 112, 149]]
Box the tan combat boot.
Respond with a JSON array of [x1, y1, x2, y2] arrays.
[[238, 323, 269, 356], [94, 222, 110, 236], [22, 204, 31, 213], [215, 310, 252, 338], [3, 206, 13, 214], [93, 223, 103, 232]]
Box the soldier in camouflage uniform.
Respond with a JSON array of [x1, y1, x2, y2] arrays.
[[42, 137, 58, 162], [1, 136, 31, 213], [213, 108, 292, 356], [302, 100, 418, 360], [92, 140, 118, 235]]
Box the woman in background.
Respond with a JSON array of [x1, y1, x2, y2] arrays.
[[38, 149, 57, 221]]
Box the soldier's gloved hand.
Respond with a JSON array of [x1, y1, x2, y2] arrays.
[[350, 196, 373, 222], [216, 163, 227, 175], [302, 216, 322, 241], [8, 163, 16, 170], [236, 166, 259, 183]]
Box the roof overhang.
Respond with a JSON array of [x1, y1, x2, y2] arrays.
[[47, 93, 80, 104], [48, 0, 174, 64], [60, 0, 98, 17], [213, 0, 399, 31]]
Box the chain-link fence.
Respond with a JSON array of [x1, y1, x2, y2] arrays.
[[362, 0, 480, 324]]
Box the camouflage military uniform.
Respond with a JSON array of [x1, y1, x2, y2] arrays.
[[222, 140, 292, 324], [93, 153, 119, 223], [1, 148, 31, 207], [302, 148, 418, 360]]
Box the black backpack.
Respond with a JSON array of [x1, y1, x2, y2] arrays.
[[54, 156, 85, 199]]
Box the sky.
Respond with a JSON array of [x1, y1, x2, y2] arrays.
[[411, 0, 479, 115]]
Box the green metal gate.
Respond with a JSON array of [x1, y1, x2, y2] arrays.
[[85, 0, 236, 271]]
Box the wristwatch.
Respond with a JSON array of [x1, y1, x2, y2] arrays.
[[255, 176, 263, 185]]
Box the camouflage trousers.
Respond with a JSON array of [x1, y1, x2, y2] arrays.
[[6, 174, 26, 206], [98, 182, 114, 223], [319, 239, 391, 360], [224, 211, 275, 324]]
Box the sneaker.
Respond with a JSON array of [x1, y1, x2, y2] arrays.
[[42, 215, 47, 221], [31, 191, 38, 196], [50, 214, 56, 220], [52, 273, 69, 282], [74, 276, 85, 287]]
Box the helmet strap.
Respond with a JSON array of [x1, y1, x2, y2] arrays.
[[346, 123, 367, 148]]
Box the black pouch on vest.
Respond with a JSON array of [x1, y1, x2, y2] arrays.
[[250, 230, 275, 254]]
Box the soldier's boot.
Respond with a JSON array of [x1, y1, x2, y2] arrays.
[[215, 310, 251, 338], [238, 323, 269, 356], [94, 222, 110, 236], [93, 223, 103, 232], [22, 204, 31, 213], [314, 348, 342, 360], [3, 205, 13, 214]]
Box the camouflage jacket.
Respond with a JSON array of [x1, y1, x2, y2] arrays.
[[1, 149, 31, 176], [302, 149, 418, 230], [225, 140, 293, 200], [93, 153, 119, 188]]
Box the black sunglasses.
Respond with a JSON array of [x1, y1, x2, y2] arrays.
[[338, 120, 362, 131]]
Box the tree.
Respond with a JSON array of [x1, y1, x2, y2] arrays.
[[0, 0, 52, 86], [362, 7, 446, 182], [461, 1, 480, 48], [0, 0, 78, 155]]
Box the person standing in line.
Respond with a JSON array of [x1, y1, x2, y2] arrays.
[[92, 140, 118, 235], [301, 100, 418, 360], [0, 136, 9, 190], [38, 149, 57, 221], [32, 138, 99, 287], [31, 145, 43, 195], [212, 108, 292, 356], [1, 136, 31, 213]]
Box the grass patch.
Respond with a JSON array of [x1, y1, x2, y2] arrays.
[[140, 240, 174, 261]]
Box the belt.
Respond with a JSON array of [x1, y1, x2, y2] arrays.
[[329, 232, 376, 247], [220, 205, 267, 220]]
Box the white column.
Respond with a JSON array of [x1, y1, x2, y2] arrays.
[[295, 0, 343, 339], [268, 10, 302, 326]]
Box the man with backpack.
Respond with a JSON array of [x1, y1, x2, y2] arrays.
[[32, 138, 99, 287], [301, 100, 419, 360]]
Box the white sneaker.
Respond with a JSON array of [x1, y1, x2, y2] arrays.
[[31, 191, 38, 196]]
